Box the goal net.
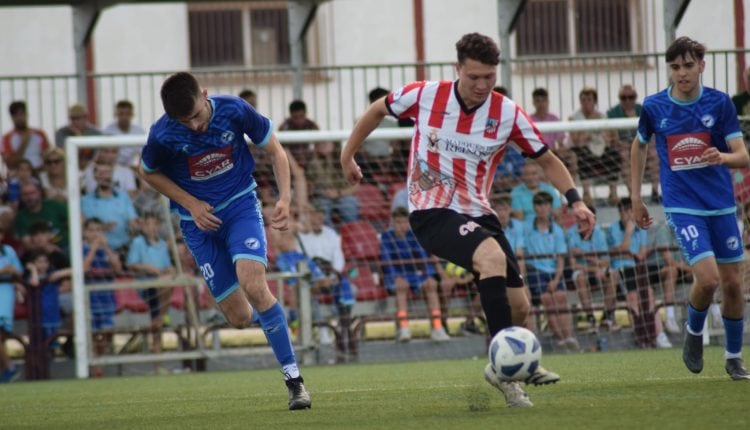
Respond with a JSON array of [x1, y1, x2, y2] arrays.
[[60, 116, 750, 378]]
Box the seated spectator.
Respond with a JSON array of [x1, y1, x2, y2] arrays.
[[607, 198, 671, 348], [81, 162, 138, 254], [568, 87, 620, 205], [510, 161, 561, 221], [522, 191, 578, 351], [529, 87, 577, 175], [565, 204, 612, 334], [126, 213, 175, 372], [15, 181, 68, 252], [82, 217, 123, 377], [278, 99, 318, 166], [81, 147, 137, 197], [0, 228, 23, 383], [606, 85, 661, 203], [2, 100, 50, 171], [55, 104, 101, 169], [5, 158, 39, 210], [38, 147, 67, 202], [238, 89, 257, 108], [305, 141, 359, 226], [493, 193, 529, 327], [24, 250, 71, 355], [102, 100, 146, 168], [380, 207, 449, 343], [645, 222, 685, 335]]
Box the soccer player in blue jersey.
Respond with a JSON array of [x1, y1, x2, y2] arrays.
[[138, 72, 312, 408], [630, 37, 750, 380]]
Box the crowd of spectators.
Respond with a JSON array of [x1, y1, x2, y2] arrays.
[[2, 74, 749, 381]]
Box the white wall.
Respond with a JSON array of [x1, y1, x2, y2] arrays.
[[422, 0, 499, 62], [0, 6, 75, 75], [95, 4, 189, 73]]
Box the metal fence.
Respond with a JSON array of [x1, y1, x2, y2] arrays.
[[0, 49, 747, 141]]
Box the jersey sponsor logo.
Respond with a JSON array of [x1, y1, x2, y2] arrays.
[[726, 236, 739, 251], [244, 237, 260, 250], [666, 132, 710, 171], [221, 130, 235, 143], [458, 221, 481, 236], [188, 145, 234, 181]]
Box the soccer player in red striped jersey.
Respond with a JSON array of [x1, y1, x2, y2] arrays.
[[342, 33, 595, 408]]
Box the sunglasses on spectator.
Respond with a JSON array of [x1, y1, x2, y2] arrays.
[[45, 158, 63, 165], [619, 94, 636, 101]]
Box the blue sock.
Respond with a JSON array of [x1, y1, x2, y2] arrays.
[[723, 316, 744, 357], [258, 301, 297, 368], [686, 302, 708, 335]]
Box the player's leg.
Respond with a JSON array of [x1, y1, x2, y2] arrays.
[[391, 277, 411, 342], [717, 262, 750, 379]]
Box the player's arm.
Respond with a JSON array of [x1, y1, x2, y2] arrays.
[[341, 96, 390, 184], [138, 165, 222, 231], [264, 133, 291, 231], [701, 136, 749, 168], [535, 150, 595, 237]]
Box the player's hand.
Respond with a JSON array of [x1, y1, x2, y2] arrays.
[[701, 147, 724, 166], [187, 200, 222, 231], [571, 201, 595, 239], [341, 156, 363, 185], [270, 199, 290, 231], [632, 198, 653, 229]]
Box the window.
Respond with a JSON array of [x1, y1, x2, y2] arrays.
[[516, 0, 634, 56], [188, 2, 303, 68]]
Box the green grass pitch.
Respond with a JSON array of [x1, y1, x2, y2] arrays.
[[1, 346, 749, 429]]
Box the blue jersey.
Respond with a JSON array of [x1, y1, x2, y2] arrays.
[[637, 86, 743, 215], [141, 95, 272, 218]]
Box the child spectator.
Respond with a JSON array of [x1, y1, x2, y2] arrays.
[[82, 217, 123, 377], [24, 250, 71, 354], [380, 207, 450, 342]]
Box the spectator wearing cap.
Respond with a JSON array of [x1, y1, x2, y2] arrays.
[[55, 104, 101, 169]]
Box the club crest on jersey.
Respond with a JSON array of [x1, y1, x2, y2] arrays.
[[701, 114, 715, 128], [188, 146, 234, 181], [427, 129, 440, 151], [485, 118, 499, 135], [665, 132, 710, 171], [221, 130, 235, 143], [244, 237, 260, 250]]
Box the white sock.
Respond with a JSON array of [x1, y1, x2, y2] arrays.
[[725, 351, 742, 360], [282, 364, 300, 379]]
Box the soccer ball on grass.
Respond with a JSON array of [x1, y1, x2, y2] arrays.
[[488, 326, 541, 382]]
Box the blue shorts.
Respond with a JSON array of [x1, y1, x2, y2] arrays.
[[384, 273, 430, 294], [665, 212, 744, 265], [181, 191, 267, 303], [525, 266, 566, 302]]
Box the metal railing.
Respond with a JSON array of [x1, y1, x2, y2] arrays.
[[0, 49, 747, 143]]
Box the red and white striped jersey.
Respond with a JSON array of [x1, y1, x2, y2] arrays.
[[386, 80, 548, 217]]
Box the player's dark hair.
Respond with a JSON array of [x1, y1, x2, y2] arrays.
[[160, 72, 202, 119], [532, 88, 548, 99], [666, 37, 706, 63], [455, 33, 500, 66], [9, 100, 26, 116], [115, 99, 134, 111], [369, 87, 389, 103], [288, 99, 307, 113]]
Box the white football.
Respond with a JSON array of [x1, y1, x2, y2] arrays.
[[488, 326, 542, 382]]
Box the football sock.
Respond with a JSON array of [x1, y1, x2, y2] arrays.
[[258, 301, 297, 368], [686, 302, 708, 335], [723, 316, 743, 358], [477, 276, 511, 337]]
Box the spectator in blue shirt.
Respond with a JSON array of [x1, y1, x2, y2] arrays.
[[523, 191, 578, 351], [381, 207, 449, 343], [565, 204, 613, 333], [511, 162, 562, 221]]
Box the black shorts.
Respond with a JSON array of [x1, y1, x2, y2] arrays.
[[409, 208, 524, 288], [618, 267, 639, 292]]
